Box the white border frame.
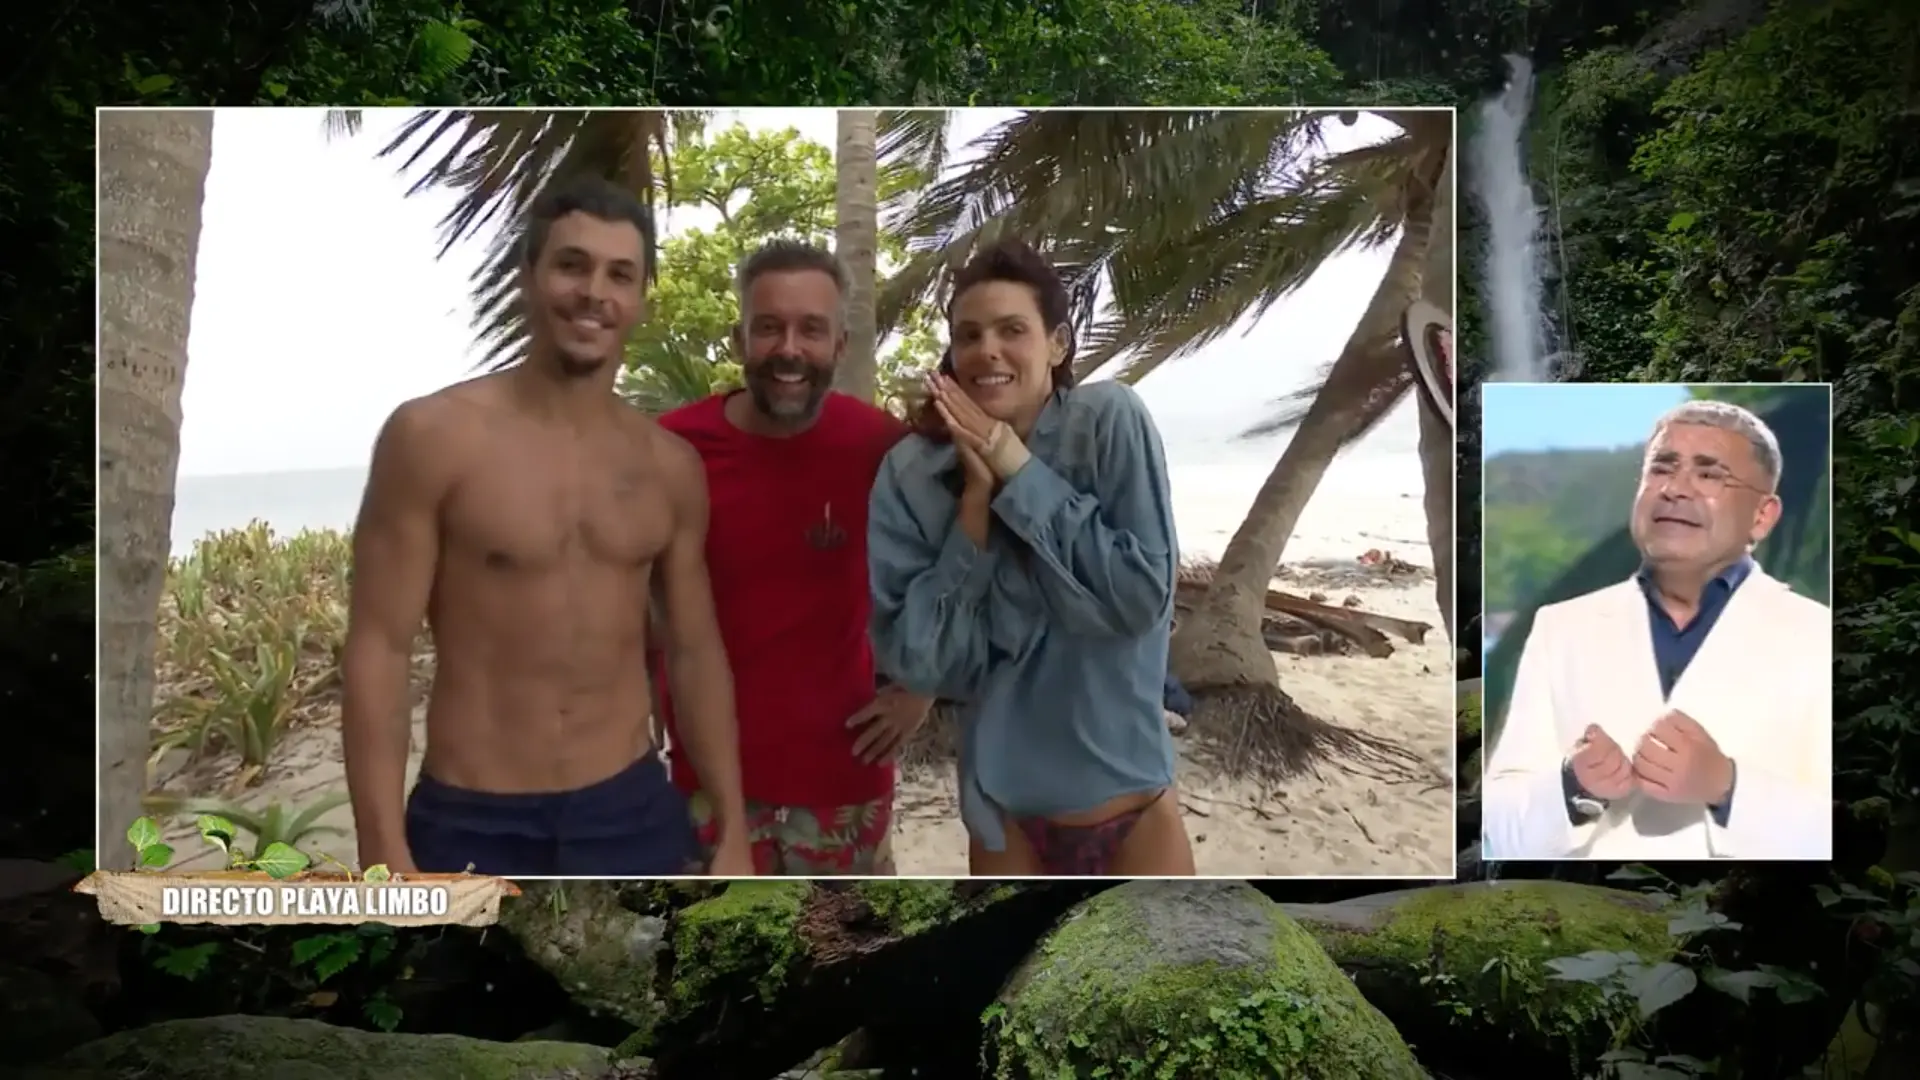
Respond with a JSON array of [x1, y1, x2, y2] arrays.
[[95, 104, 1464, 883], [1474, 380, 1838, 863]]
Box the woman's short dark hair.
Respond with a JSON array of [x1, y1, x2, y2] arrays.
[[913, 239, 1077, 441]]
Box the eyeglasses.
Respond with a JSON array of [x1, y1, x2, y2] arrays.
[[1645, 460, 1763, 496]]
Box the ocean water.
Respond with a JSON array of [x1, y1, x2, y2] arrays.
[[169, 430, 1425, 559], [171, 468, 372, 558]]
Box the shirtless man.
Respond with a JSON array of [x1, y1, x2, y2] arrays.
[[340, 176, 752, 877]]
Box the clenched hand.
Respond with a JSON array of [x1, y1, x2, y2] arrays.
[[1632, 710, 1735, 806], [1570, 725, 1636, 801]]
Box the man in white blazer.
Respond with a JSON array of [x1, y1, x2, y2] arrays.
[[1482, 398, 1832, 861]]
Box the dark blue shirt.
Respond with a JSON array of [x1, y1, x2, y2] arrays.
[[1638, 556, 1754, 699], [1563, 557, 1754, 826]]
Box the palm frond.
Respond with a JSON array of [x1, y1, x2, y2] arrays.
[[877, 110, 1433, 384], [877, 109, 953, 218], [322, 109, 362, 142], [371, 109, 708, 370], [878, 111, 1316, 330], [1236, 341, 1408, 441], [1085, 171, 1405, 383], [618, 345, 728, 415]]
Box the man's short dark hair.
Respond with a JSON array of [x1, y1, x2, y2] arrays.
[[735, 239, 848, 311], [520, 175, 657, 282]]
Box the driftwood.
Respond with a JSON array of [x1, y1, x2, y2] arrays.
[[1174, 558, 1433, 659]]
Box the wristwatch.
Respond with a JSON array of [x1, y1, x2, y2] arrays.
[[1562, 760, 1608, 824]]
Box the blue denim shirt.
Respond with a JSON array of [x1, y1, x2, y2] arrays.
[[867, 381, 1179, 852]]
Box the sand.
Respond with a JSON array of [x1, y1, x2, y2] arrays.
[[149, 482, 1456, 878]]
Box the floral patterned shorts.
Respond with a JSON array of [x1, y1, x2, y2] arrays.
[[686, 790, 895, 875]]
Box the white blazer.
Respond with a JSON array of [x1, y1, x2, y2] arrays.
[[1482, 567, 1831, 861]]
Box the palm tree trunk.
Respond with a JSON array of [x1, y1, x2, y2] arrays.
[[1417, 136, 1456, 648], [835, 109, 880, 402], [1170, 171, 1438, 689], [97, 109, 214, 869]]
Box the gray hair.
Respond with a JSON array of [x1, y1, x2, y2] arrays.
[[1651, 399, 1783, 490], [734, 239, 848, 322]]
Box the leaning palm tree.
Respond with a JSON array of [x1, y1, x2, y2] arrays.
[[97, 109, 216, 868], [879, 109, 1452, 782]]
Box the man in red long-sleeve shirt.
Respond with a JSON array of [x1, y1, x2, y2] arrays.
[[650, 240, 933, 875]]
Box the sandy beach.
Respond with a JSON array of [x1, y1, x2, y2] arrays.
[[149, 472, 1456, 879]]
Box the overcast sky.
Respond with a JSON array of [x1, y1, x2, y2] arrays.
[[179, 108, 1423, 478]]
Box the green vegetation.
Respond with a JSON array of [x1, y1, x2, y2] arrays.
[[610, 122, 941, 415], [1305, 882, 1674, 1067]]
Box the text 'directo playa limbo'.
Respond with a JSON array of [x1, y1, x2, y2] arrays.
[[74, 815, 518, 929]]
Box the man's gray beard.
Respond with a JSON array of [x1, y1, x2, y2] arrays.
[[746, 369, 829, 420]]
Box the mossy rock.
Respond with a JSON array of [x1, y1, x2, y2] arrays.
[[668, 880, 811, 1011], [987, 880, 1422, 1080], [652, 881, 1080, 1077], [851, 879, 1019, 935], [1456, 682, 1483, 742], [1280, 882, 1674, 1069], [496, 882, 673, 1036], [667, 880, 1025, 1018], [25, 1015, 607, 1079]]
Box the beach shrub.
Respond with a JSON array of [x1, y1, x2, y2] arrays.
[[150, 523, 369, 781]]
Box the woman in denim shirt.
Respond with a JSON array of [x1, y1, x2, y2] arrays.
[[867, 240, 1195, 875]]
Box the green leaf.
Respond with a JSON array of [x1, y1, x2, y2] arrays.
[[135, 74, 174, 95], [1756, 963, 1825, 1005], [196, 814, 236, 854], [363, 995, 403, 1032], [1606, 863, 1663, 883], [1666, 909, 1737, 936], [254, 842, 309, 879], [155, 942, 220, 980], [139, 842, 175, 869], [291, 933, 348, 966], [264, 82, 288, 100], [1631, 961, 1698, 1018], [311, 937, 363, 983], [127, 817, 162, 852], [1665, 211, 1697, 232], [362, 864, 392, 883], [136, 923, 161, 935], [1702, 966, 1778, 1003], [1544, 950, 1631, 984]]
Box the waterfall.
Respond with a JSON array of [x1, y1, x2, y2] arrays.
[[1469, 55, 1552, 383]]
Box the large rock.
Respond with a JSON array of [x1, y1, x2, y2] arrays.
[[637, 880, 1104, 1078], [501, 879, 1039, 1052], [1279, 882, 1673, 1070], [494, 881, 716, 1042], [988, 880, 1423, 1079], [1, 964, 102, 1064], [0, 860, 118, 1064], [22, 1015, 610, 1079]]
